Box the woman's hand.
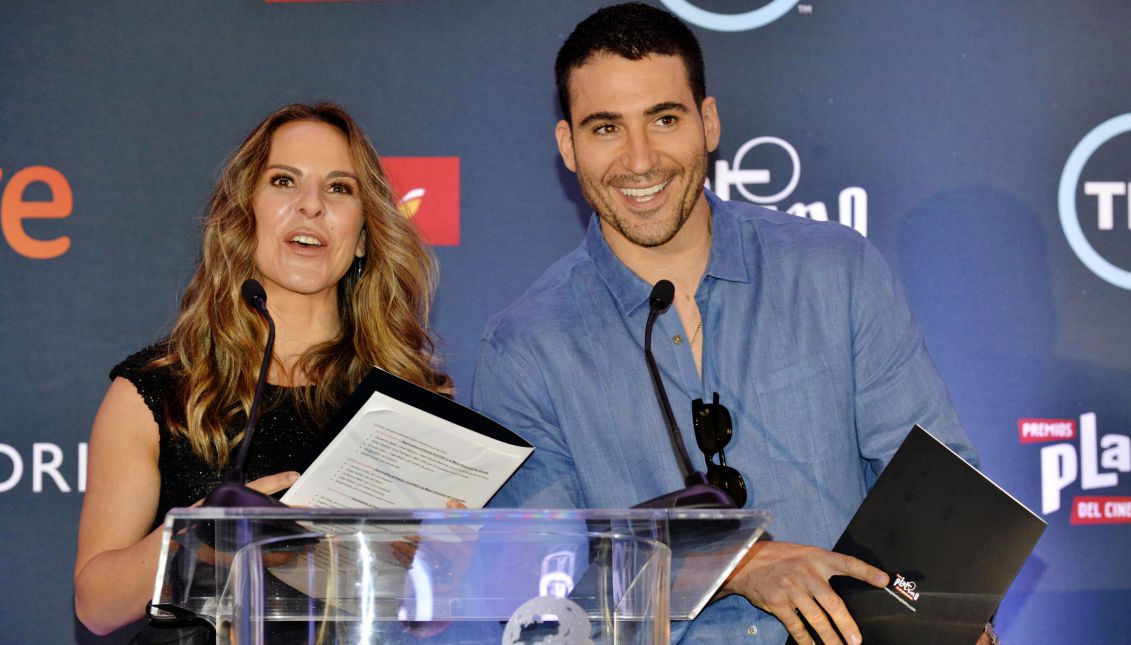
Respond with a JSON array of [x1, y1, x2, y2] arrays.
[[187, 471, 302, 567], [189, 470, 301, 508], [246, 471, 301, 496]]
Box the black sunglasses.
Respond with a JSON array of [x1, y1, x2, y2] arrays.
[[692, 393, 748, 507]]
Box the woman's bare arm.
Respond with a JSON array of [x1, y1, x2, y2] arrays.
[[74, 377, 299, 635], [74, 377, 164, 634]]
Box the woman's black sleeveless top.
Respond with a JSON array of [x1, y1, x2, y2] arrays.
[[110, 344, 325, 531]]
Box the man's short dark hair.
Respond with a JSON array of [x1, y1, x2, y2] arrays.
[[555, 2, 706, 124]]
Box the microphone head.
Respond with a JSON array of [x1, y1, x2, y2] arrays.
[[240, 278, 267, 310], [649, 280, 675, 311]]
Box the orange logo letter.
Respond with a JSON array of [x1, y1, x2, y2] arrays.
[[1, 166, 73, 259]]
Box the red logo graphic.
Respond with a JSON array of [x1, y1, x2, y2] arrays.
[[1070, 496, 1131, 525], [382, 157, 460, 247], [1018, 418, 1076, 444]]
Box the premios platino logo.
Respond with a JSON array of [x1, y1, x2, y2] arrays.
[[709, 135, 868, 236], [1023, 413, 1131, 525], [883, 573, 921, 612]]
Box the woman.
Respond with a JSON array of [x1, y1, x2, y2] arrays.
[[73, 103, 452, 635]]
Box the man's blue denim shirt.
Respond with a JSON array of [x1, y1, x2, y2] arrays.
[[473, 191, 977, 643]]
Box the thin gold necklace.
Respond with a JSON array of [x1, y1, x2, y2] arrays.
[[689, 320, 703, 346]]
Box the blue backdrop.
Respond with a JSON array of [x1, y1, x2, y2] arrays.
[[1, 1, 1128, 642]]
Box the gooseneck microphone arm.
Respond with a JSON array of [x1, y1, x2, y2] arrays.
[[202, 278, 285, 508], [635, 280, 735, 509], [224, 279, 276, 485], [643, 280, 697, 483]]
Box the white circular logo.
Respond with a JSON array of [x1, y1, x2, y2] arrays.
[[1058, 113, 1131, 290], [730, 136, 800, 204], [659, 0, 800, 32]]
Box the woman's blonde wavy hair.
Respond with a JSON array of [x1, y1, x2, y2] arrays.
[[152, 102, 452, 467]]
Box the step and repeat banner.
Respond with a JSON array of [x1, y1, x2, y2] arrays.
[[2, 1, 1129, 642]]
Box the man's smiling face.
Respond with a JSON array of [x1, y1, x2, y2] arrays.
[[556, 53, 719, 250]]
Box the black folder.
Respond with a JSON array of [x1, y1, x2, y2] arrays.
[[790, 425, 1045, 644]]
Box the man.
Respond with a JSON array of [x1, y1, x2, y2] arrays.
[[473, 4, 985, 644]]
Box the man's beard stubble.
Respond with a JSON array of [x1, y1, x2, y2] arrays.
[[578, 150, 708, 249]]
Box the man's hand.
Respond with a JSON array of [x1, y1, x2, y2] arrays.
[[721, 541, 888, 645], [976, 622, 998, 645]]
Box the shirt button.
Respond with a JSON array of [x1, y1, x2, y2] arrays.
[[746, 624, 758, 636], [673, 335, 683, 345]]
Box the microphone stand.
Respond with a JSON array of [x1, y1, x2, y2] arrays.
[[202, 279, 285, 509], [634, 280, 734, 509]]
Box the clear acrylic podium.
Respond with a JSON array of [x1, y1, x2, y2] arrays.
[[150, 507, 769, 644]]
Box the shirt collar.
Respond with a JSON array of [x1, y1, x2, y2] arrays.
[[702, 189, 752, 285], [586, 189, 752, 316]]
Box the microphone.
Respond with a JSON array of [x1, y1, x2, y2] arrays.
[[201, 278, 285, 508], [634, 280, 734, 509], [643, 280, 695, 479]]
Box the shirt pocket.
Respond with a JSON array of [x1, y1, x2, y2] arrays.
[[752, 357, 841, 464]]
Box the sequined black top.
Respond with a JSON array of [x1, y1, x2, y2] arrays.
[[110, 344, 327, 531]]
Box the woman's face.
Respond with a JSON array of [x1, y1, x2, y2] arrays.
[[251, 120, 366, 304]]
